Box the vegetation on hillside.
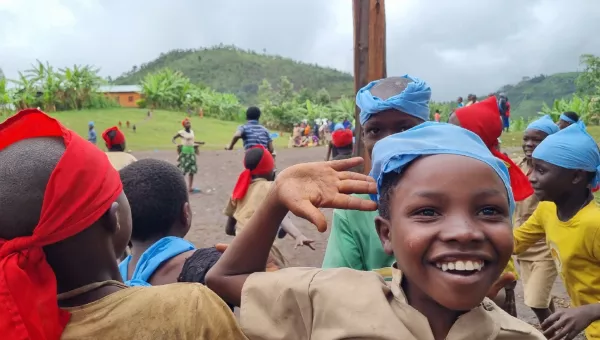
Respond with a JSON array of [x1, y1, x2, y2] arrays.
[[114, 45, 354, 104]]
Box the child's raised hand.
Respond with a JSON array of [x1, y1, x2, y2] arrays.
[[273, 157, 377, 232], [294, 235, 316, 250]]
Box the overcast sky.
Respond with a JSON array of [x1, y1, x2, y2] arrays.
[[1, 0, 599, 100]]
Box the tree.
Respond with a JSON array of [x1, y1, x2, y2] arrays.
[[576, 54, 600, 94], [275, 76, 294, 105], [0, 68, 4, 80], [258, 78, 274, 105], [315, 88, 331, 105]]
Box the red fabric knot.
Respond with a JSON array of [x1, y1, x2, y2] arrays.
[[0, 109, 122, 340], [331, 129, 353, 148], [454, 98, 533, 201], [231, 145, 274, 200]]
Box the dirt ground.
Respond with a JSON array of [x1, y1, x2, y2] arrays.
[[133, 145, 581, 337]]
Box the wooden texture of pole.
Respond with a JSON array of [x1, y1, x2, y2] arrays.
[[353, 0, 386, 175]]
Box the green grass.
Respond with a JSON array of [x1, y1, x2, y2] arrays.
[[3, 108, 290, 152]]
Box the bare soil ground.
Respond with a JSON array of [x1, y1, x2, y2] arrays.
[[133, 145, 581, 338]]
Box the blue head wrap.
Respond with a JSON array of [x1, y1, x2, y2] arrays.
[[532, 121, 600, 186], [88, 121, 94, 127], [526, 115, 559, 135], [334, 123, 344, 131], [356, 75, 432, 126], [369, 122, 515, 217], [559, 113, 576, 124]]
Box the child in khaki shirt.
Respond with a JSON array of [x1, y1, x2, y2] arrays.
[[207, 122, 544, 340], [224, 146, 315, 269]]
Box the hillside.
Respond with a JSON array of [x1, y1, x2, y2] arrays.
[[114, 46, 354, 104], [496, 72, 579, 118]]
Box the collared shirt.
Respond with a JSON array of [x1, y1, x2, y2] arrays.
[[514, 158, 553, 262], [238, 120, 271, 150], [241, 265, 544, 339], [88, 129, 97, 144]]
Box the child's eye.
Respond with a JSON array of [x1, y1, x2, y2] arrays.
[[366, 128, 380, 136], [478, 207, 501, 216], [534, 166, 545, 174], [415, 208, 438, 217]]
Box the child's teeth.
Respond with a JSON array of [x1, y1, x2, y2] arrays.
[[435, 260, 484, 272]]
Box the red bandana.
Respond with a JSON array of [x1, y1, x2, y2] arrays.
[[231, 145, 274, 200], [331, 129, 353, 148], [0, 109, 122, 340], [455, 97, 533, 201], [102, 126, 126, 149], [182, 118, 190, 127]]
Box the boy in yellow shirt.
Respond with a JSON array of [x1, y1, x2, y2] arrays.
[[513, 121, 600, 339], [208, 122, 544, 339]]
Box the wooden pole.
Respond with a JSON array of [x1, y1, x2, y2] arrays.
[[353, 0, 386, 175]]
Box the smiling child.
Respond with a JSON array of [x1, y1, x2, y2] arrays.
[[513, 121, 600, 340], [207, 122, 544, 340]]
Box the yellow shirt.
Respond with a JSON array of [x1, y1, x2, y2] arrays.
[[241, 266, 544, 339], [105, 152, 137, 171], [513, 159, 552, 262], [60, 281, 247, 340], [513, 201, 600, 339]]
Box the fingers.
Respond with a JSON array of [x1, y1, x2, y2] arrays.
[[325, 193, 378, 211], [327, 157, 364, 171], [541, 312, 561, 330], [289, 200, 328, 233], [337, 179, 378, 195], [337, 170, 375, 182], [215, 243, 229, 253]]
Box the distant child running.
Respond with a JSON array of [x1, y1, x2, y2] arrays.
[[88, 121, 97, 144], [513, 115, 560, 324], [513, 121, 600, 340], [207, 122, 544, 339], [172, 118, 205, 193], [0, 109, 246, 340], [102, 126, 137, 170], [223, 145, 314, 270]]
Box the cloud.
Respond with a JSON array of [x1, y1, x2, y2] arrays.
[[1, 0, 599, 100]]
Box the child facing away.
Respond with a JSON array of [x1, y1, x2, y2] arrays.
[[207, 122, 545, 340], [325, 123, 353, 162], [102, 126, 137, 170], [224, 145, 315, 270], [513, 121, 600, 339], [0, 109, 246, 340], [118, 158, 229, 287]]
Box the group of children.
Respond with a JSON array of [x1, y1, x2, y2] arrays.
[[0, 71, 599, 340]]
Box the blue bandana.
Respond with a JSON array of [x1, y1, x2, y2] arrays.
[[533, 121, 600, 186], [356, 75, 431, 125], [559, 113, 576, 124], [526, 115, 559, 135], [369, 122, 514, 217]]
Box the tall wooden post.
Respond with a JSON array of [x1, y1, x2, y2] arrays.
[[353, 0, 386, 174]]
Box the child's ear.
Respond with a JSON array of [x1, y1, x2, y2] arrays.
[[181, 202, 192, 230], [105, 202, 120, 234], [572, 170, 587, 186], [375, 216, 394, 255]]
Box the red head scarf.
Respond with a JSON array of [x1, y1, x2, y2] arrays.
[[231, 145, 274, 200], [102, 126, 126, 149], [454, 97, 533, 201], [0, 109, 122, 340], [331, 129, 353, 148], [182, 118, 190, 127]]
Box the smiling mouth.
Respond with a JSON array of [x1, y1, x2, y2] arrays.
[[434, 260, 485, 276]]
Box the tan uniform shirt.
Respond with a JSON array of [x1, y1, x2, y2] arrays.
[[241, 266, 544, 340], [514, 159, 553, 262], [105, 152, 137, 171], [178, 129, 195, 146], [224, 178, 272, 233], [60, 281, 247, 340]]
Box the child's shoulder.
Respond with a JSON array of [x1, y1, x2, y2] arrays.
[[480, 298, 545, 339]]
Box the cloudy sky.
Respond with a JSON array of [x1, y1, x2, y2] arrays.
[[1, 0, 599, 100]]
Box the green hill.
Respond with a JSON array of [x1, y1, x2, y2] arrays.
[[114, 45, 354, 104], [496, 72, 580, 118]]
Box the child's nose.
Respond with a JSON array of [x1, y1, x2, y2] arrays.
[[438, 216, 485, 244]]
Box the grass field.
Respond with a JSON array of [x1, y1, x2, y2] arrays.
[[14, 108, 290, 152]]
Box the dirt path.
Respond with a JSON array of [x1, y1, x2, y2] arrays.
[[133, 145, 579, 337]]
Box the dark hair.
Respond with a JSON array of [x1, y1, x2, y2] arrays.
[[244, 147, 267, 170], [562, 111, 579, 122], [435, 110, 440, 113], [378, 172, 404, 220], [120, 159, 188, 241], [246, 106, 261, 120]]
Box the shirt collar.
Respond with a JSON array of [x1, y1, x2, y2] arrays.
[[247, 120, 259, 125]]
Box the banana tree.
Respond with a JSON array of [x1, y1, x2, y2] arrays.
[[10, 71, 37, 110]]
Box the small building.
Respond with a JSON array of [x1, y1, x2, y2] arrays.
[[98, 85, 142, 108]]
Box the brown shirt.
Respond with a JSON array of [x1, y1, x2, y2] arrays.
[[240, 266, 544, 340], [224, 178, 272, 233], [105, 152, 137, 171], [514, 158, 553, 262]]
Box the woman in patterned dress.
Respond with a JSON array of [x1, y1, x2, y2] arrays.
[[172, 118, 204, 193]]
